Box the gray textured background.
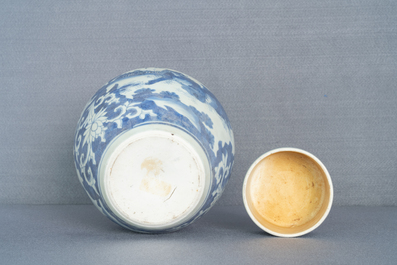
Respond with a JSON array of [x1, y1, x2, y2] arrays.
[[1, 0, 396, 206]]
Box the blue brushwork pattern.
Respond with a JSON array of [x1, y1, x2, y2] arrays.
[[74, 68, 234, 232]]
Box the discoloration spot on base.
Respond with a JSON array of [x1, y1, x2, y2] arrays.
[[139, 157, 173, 197], [139, 177, 173, 197], [141, 157, 163, 176]]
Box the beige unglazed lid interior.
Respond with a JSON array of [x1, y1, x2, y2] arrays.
[[243, 148, 333, 237]]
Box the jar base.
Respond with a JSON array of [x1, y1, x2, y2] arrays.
[[100, 124, 211, 231]]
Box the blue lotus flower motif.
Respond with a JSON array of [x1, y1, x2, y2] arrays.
[[84, 108, 108, 145]]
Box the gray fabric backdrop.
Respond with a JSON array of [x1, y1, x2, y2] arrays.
[[1, 0, 396, 206]]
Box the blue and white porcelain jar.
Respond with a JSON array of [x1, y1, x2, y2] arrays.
[[73, 68, 234, 232]]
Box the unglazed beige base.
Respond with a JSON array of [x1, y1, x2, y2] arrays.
[[243, 148, 333, 237]]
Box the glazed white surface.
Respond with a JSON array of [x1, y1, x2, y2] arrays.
[[99, 124, 212, 230], [106, 130, 205, 225]]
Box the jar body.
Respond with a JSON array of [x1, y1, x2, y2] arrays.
[[73, 68, 234, 232]]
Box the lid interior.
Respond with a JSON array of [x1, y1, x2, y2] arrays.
[[245, 150, 332, 236]]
